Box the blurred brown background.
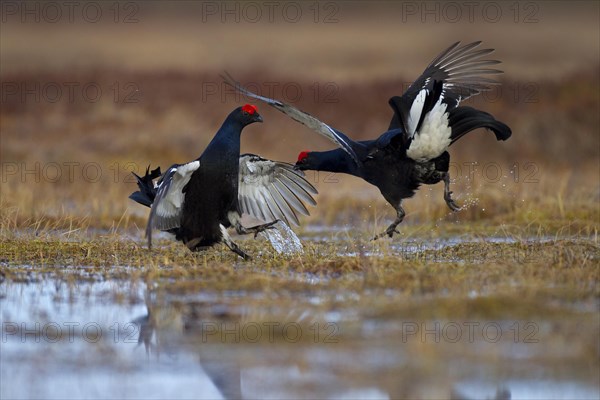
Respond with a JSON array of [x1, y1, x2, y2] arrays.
[[1, 1, 598, 230]]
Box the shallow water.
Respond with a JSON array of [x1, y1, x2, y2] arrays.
[[2, 271, 598, 399], [1, 233, 599, 399]]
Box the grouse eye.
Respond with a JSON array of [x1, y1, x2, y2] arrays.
[[242, 111, 249, 116]]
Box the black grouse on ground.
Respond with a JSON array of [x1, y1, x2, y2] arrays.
[[129, 104, 317, 259], [222, 42, 512, 239]]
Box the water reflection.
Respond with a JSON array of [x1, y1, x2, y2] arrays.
[[1, 277, 598, 399], [130, 289, 361, 399]]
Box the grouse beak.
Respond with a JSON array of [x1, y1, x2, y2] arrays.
[[293, 162, 305, 171], [254, 113, 263, 123]]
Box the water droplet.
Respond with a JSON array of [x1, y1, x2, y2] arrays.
[[261, 221, 303, 255]]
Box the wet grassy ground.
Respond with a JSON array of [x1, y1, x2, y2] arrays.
[[2, 3, 599, 398], [1, 220, 598, 399], [1, 130, 599, 398]]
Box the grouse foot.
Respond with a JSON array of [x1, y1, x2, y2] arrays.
[[237, 220, 280, 238], [372, 225, 400, 240], [372, 205, 405, 241], [443, 173, 461, 212]]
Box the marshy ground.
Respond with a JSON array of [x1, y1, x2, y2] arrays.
[[1, 2, 599, 399], [1, 224, 598, 398]]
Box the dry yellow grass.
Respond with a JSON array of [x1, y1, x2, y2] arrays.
[[1, 6, 599, 399], [0, 0, 598, 327], [1, 68, 598, 234], [2, 2, 598, 236]]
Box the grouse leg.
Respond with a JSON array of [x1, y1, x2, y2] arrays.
[[443, 172, 461, 211], [372, 203, 406, 240], [226, 242, 251, 260], [186, 234, 251, 260], [235, 220, 280, 238], [219, 225, 251, 260]]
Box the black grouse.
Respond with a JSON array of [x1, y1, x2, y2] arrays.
[[222, 42, 512, 239], [129, 104, 318, 259]]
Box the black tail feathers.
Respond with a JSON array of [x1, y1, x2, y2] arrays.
[[449, 106, 512, 145], [128, 166, 161, 208]]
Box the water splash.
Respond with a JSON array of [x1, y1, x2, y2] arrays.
[[261, 221, 304, 255]]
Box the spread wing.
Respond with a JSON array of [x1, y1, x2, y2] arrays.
[[238, 154, 317, 226], [146, 160, 200, 248], [222, 72, 359, 163], [388, 41, 503, 132]]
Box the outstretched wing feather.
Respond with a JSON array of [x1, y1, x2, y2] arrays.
[[388, 41, 504, 133], [238, 154, 317, 227], [273, 178, 310, 216], [222, 72, 359, 163], [145, 161, 200, 248]]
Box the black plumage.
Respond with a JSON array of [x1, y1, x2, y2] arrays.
[[129, 105, 317, 258], [129, 166, 162, 207], [223, 42, 512, 239]]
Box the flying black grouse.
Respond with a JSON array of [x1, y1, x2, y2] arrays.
[[222, 41, 512, 239], [129, 104, 317, 259]]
